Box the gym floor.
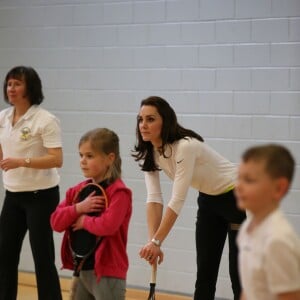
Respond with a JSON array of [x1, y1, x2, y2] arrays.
[[17, 272, 192, 300]]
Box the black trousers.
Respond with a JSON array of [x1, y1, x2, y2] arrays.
[[194, 190, 246, 300], [0, 186, 62, 300]]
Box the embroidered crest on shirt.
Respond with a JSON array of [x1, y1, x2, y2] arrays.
[[20, 127, 31, 141]]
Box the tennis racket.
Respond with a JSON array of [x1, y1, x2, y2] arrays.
[[147, 263, 157, 300], [68, 182, 108, 300]]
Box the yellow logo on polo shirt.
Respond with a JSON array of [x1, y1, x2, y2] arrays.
[[20, 127, 31, 141]]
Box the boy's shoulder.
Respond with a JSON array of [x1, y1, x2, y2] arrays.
[[263, 210, 300, 251], [240, 209, 300, 244], [267, 209, 296, 232]]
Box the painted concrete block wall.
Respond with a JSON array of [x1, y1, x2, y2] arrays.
[[0, 0, 299, 298]]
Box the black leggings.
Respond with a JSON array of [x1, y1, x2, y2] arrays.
[[0, 186, 62, 300], [194, 190, 246, 300]]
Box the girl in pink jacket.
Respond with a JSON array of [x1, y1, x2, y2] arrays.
[[51, 128, 132, 300]]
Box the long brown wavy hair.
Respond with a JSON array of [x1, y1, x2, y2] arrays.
[[132, 96, 204, 171]]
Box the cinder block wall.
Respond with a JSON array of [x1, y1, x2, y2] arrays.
[[0, 1, 299, 298]]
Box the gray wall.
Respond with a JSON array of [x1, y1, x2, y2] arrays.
[[0, 0, 300, 299]]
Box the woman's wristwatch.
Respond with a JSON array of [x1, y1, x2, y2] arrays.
[[24, 157, 31, 167], [151, 238, 161, 247]]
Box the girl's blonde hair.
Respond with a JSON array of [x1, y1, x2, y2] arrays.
[[79, 128, 122, 183]]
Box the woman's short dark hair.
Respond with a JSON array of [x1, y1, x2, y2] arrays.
[[3, 66, 44, 105]]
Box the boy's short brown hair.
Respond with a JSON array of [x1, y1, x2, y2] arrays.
[[242, 144, 295, 183]]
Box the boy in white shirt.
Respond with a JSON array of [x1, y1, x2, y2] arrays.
[[236, 144, 300, 300]]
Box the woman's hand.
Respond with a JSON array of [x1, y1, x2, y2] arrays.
[[0, 157, 24, 171], [75, 191, 106, 215], [139, 241, 164, 265], [0, 147, 62, 171]]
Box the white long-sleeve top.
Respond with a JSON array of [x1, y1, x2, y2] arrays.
[[144, 137, 236, 215]]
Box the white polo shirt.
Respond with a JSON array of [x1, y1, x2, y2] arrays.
[[238, 209, 300, 300], [0, 105, 62, 192]]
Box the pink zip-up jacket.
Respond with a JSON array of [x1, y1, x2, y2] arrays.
[[51, 178, 132, 281]]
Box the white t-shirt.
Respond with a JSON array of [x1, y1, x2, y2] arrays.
[[144, 137, 236, 214], [0, 105, 62, 192], [237, 209, 300, 300]]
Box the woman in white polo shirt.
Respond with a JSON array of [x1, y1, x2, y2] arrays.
[[0, 66, 63, 300], [132, 96, 246, 300]]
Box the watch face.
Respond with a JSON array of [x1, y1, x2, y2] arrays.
[[152, 238, 160, 246]]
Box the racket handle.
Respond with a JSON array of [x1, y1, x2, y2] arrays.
[[150, 263, 157, 284]]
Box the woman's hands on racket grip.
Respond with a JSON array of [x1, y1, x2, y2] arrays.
[[139, 241, 164, 265], [75, 191, 106, 215]]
